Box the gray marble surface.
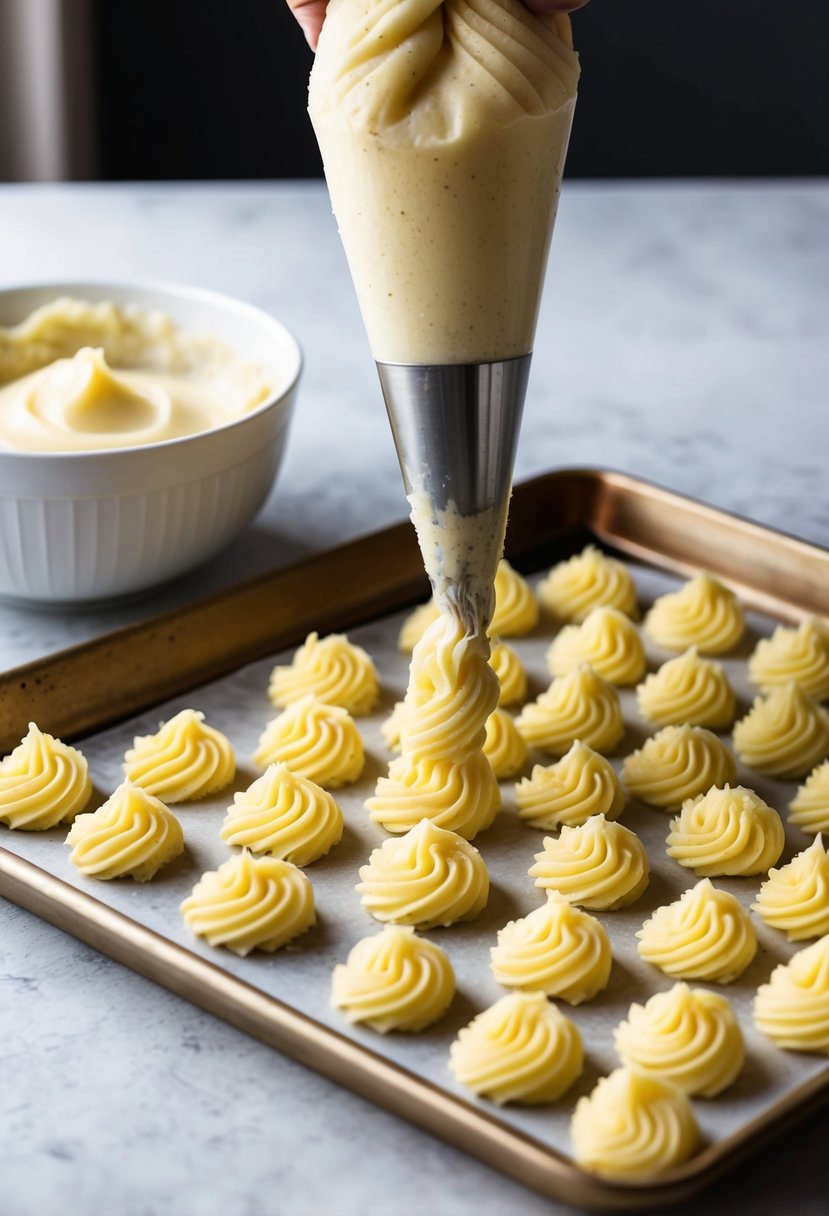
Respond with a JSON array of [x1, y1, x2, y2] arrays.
[[0, 180, 827, 1216]]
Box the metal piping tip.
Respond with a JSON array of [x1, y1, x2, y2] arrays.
[[376, 356, 531, 632]]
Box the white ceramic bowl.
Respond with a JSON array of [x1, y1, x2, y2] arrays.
[[0, 281, 302, 604]]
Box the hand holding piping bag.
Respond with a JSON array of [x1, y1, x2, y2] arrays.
[[286, 0, 589, 51]]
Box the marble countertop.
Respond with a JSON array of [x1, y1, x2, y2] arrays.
[[0, 180, 827, 1216]]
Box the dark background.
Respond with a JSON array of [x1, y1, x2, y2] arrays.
[[92, 0, 829, 181]]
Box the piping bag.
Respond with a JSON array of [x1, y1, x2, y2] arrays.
[[309, 0, 579, 637]]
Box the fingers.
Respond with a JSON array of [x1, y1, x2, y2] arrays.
[[286, 0, 328, 50]]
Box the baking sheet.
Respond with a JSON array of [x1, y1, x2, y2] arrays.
[[2, 559, 827, 1180]]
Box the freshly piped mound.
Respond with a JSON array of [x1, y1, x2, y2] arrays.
[[516, 665, 624, 756], [644, 572, 745, 655], [537, 545, 637, 623], [614, 983, 744, 1097], [733, 684, 829, 778], [753, 836, 829, 941], [489, 638, 527, 707], [253, 696, 364, 787], [124, 708, 234, 802], [637, 879, 757, 983], [449, 992, 583, 1105], [356, 819, 489, 929], [180, 852, 314, 955], [637, 647, 736, 730], [790, 761, 829, 834], [529, 815, 649, 911], [571, 1068, 699, 1179], [546, 606, 646, 686], [490, 893, 612, 1004], [622, 724, 736, 810], [0, 722, 91, 831], [220, 763, 343, 866], [666, 785, 784, 877], [749, 619, 829, 700], [367, 614, 500, 838], [268, 631, 379, 716], [753, 935, 829, 1055], [483, 709, 528, 779], [515, 741, 624, 831], [398, 560, 538, 652], [331, 926, 455, 1033], [67, 780, 183, 882]]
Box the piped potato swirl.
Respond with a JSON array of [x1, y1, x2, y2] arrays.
[[124, 708, 234, 802], [67, 780, 183, 882], [515, 740, 625, 830], [644, 572, 745, 655], [790, 760, 829, 834], [181, 852, 315, 955], [491, 893, 612, 1004], [254, 696, 364, 788], [637, 879, 757, 983], [637, 647, 736, 730], [517, 664, 624, 756], [538, 545, 637, 623], [622, 724, 736, 811], [331, 925, 455, 1033], [0, 722, 91, 831], [529, 814, 649, 911], [220, 763, 343, 866], [571, 1067, 699, 1180], [450, 991, 583, 1105], [753, 934, 829, 1055], [614, 983, 744, 1097], [546, 606, 646, 686], [733, 683, 829, 778], [749, 619, 829, 700], [268, 631, 380, 716], [369, 612, 500, 839], [753, 835, 829, 941], [666, 785, 784, 877], [357, 819, 489, 929]]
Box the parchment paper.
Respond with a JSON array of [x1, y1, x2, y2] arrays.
[[3, 561, 827, 1168]]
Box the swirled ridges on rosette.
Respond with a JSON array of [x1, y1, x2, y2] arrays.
[[570, 1068, 699, 1180], [644, 572, 745, 655], [516, 665, 624, 756], [614, 984, 744, 1097], [529, 815, 649, 911], [637, 879, 757, 983], [546, 607, 646, 686], [357, 819, 489, 929], [733, 684, 829, 779], [124, 709, 234, 802], [753, 934, 829, 1055], [401, 614, 499, 764], [490, 562, 539, 637], [622, 724, 736, 811], [310, 3, 578, 364], [537, 545, 637, 623], [220, 763, 343, 866], [66, 780, 183, 882], [515, 741, 625, 831], [450, 992, 583, 1105], [790, 760, 829, 834], [489, 638, 528, 707], [666, 785, 784, 877], [367, 752, 500, 838], [753, 836, 829, 941], [490, 893, 612, 1004], [637, 647, 737, 730], [483, 709, 528, 780], [180, 852, 315, 955], [0, 722, 91, 830], [268, 632, 379, 716], [253, 696, 364, 788], [331, 925, 455, 1033], [749, 619, 829, 700]]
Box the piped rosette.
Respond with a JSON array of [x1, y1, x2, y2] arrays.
[[268, 631, 380, 716], [0, 722, 91, 830], [124, 708, 235, 802]]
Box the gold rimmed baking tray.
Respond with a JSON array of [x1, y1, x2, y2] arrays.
[[1, 468, 827, 1211]]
